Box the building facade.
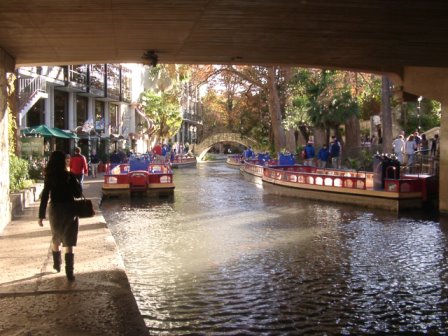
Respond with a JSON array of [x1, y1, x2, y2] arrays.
[[18, 64, 137, 161], [17, 64, 204, 160]]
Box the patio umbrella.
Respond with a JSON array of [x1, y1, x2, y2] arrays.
[[21, 125, 78, 139]]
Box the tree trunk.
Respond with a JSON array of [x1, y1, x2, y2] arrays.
[[344, 114, 361, 157], [298, 125, 309, 146], [267, 67, 286, 152], [285, 128, 296, 152], [314, 128, 327, 149], [381, 75, 393, 153]]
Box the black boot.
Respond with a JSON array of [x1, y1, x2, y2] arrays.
[[65, 253, 75, 281], [52, 251, 61, 272]]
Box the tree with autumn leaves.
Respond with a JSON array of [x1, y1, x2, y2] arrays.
[[138, 64, 439, 159]]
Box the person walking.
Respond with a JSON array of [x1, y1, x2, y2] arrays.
[[90, 149, 100, 178], [38, 150, 83, 281], [70, 147, 88, 185]]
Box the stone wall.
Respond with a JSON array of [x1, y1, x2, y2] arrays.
[[0, 48, 15, 232], [10, 183, 44, 221]]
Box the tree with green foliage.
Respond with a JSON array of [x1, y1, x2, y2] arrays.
[[287, 69, 384, 157], [290, 69, 359, 147], [138, 65, 186, 142], [401, 98, 441, 135], [138, 90, 182, 142]]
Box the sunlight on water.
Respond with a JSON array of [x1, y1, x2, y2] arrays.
[[102, 163, 448, 335]]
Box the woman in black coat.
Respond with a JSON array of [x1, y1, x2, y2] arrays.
[[38, 150, 82, 281]]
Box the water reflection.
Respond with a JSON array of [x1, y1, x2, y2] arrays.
[[102, 163, 448, 335]]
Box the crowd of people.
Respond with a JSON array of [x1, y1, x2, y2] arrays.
[[107, 141, 192, 165], [392, 130, 439, 166], [149, 141, 191, 163], [301, 136, 342, 169], [284, 130, 439, 171]]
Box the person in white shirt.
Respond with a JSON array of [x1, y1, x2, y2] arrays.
[[392, 135, 405, 164], [405, 135, 417, 166]]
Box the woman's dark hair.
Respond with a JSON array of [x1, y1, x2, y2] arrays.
[[45, 150, 67, 180]]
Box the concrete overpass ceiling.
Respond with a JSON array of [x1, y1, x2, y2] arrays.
[[0, 0, 447, 72]]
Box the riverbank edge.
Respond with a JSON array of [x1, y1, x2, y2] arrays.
[[0, 174, 149, 336]]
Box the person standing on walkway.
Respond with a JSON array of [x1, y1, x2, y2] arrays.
[[431, 134, 439, 157], [317, 144, 330, 168], [152, 142, 163, 162], [329, 136, 341, 169], [304, 141, 315, 166], [70, 147, 88, 185], [38, 150, 82, 281], [405, 134, 417, 167], [90, 149, 100, 178], [65, 154, 71, 171], [392, 134, 405, 164]]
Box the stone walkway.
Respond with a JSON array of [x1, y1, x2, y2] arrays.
[[0, 175, 148, 336]]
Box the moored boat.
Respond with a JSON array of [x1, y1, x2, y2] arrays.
[[171, 154, 197, 168], [240, 155, 279, 184], [226, 154, 244, 167], [240, 152, 284, 182], [102, 155, 175, 198], [262, 164, 438, 212]]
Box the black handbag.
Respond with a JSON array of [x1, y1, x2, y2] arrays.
[[74, 196, 95, 218]]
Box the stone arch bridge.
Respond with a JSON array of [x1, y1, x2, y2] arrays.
[[193, 133, 261, 161]]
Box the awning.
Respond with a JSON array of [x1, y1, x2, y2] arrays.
[[21, 125, 78, 139]]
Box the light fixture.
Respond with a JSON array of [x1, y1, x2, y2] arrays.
[[142, 50, 158, 67], [417, 96, 423, 131]]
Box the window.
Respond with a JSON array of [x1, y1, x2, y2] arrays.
[[95, 101, 105, 132], [110, 104, 119, 134], [106, 64, 120, 100], [26, 100, 45, 127], [69, 65, 88, 87], [121, 66, 132, 102], [76, 96, 88, 126], [54, 91, 68, 129], [90, 64, 105, 96]]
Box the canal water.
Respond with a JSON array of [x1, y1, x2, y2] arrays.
[[101, 163, 448, 335]]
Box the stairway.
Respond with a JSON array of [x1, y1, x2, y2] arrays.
[[18, 76, 48, 124]]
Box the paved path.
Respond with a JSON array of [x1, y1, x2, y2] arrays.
[[0, 175, 148, 336]]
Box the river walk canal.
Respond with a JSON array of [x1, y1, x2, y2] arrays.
[[101, 163, 447, 335]]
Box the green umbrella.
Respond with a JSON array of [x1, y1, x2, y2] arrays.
[[21, 125, 78, 139]]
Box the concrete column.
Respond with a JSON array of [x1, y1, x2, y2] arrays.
[[44, 85, 52, 126], [439, 105, 448, 214], [88, 97, 94, 121], [68, 91, 75, 130], [104, 101, 110, 136], [0, 48, 15, 232]]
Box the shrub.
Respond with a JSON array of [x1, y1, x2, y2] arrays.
[[28, 157, 46, 180], [9, 154, 30, 192]]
